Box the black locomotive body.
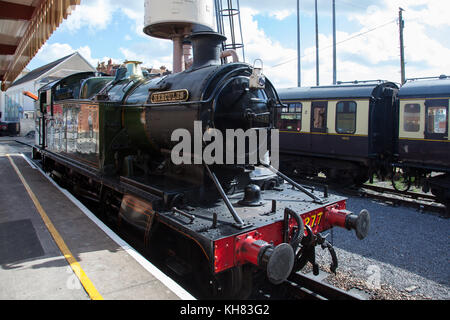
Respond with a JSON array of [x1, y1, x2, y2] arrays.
[[32, 31, 369, 298], [277, 81, 399, 185]]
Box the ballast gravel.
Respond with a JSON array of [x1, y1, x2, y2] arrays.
[[309, 194, 449, 300]]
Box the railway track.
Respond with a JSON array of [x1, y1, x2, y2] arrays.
[[361, 183, 436, 201], [252, 271, 365, 300], [285, 272, 363, 300], [288, 175, 448, 217], [358, 184, 447, 216]]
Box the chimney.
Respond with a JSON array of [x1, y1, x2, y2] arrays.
[[189, 31, 226, 70]]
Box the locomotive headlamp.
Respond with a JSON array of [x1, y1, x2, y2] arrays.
[[250, 59, 266, 89]]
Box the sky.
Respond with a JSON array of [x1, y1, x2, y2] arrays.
[[26, 0, 450, 89]]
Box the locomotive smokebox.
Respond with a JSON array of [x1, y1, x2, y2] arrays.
[[188, 31, 226, 70]]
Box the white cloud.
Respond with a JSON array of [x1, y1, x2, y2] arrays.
[[63, 0, 115, 32], [119, 46, 173, 70], [62, 0, 145, 34], [33, 42, 119, 70], [269, 10, 294, 21], [32, 0, 450, 88], [228, 8, 297, 88], [341, 1, 450, 80], [34, 43, 74, 62], [121, 6, 146, 37], [251, 0, 450, 87]]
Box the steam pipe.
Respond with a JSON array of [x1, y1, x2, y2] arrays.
[[184, 47, 237, 70], [172, 34, 184, 73], [203, 163, 248, 228], [183, 43, 192, 70], [220, 49, 239, 63], [261, 163, 326, 204], [23, 91, 38, 101]]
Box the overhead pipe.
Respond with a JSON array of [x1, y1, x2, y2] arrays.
[[185, 49, 238, 69], [23, 91, 38, 101], [220, 49, 239, 63]]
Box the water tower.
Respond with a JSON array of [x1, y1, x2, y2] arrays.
[[144, 0, 216, 73]]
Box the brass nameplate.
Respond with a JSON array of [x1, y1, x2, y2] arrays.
[[150, 89, 189, 103]]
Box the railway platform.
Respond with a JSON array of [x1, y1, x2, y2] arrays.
[[0, 148, 194, 300]]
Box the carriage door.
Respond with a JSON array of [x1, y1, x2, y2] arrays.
[[310, 101, 328, 153], [425, 99, 448, 140]]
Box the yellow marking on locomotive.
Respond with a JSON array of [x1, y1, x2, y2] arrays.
[[303, 211, 323, 229], [150, 89, 189, 103], [6, 155, 103, 300]]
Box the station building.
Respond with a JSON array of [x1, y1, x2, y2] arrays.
[[1, 52, 95, 120]]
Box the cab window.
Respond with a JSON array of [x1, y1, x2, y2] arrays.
[[279, 103, 302, 131], [336, 101, 356, 134], [404, 104, 420, 132]]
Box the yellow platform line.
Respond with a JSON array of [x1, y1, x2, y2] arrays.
[[6, 154, 103, 300]]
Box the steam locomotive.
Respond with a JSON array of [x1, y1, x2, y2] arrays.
[[32, 31, 369, 298]]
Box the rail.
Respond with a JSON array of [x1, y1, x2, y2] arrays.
[[286, 174, 447, 216], [286, 272, 363, 300]]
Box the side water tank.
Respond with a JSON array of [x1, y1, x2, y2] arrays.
[[144, 0, 215, 39]]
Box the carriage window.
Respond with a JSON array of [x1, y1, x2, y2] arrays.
[[279, 103, 302, 131], [336, 101, 357, 134], [427, 106, 447, 134], [404, 104, 420, 132]]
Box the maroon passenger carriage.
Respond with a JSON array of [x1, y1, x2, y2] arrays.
[[396, 76, 450, 208]]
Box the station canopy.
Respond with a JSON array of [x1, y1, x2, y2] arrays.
[[0, 0, 81, 91]]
